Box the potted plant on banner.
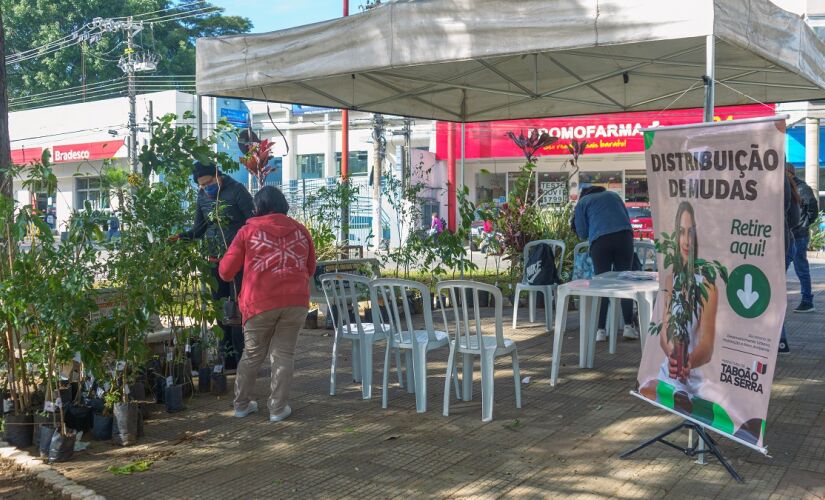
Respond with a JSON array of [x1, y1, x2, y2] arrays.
[[649, 230, 728, 383]]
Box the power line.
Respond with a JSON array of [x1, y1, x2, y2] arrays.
[[11, 124, 129, 143], [110, 1, 207, 21], [10, 78, 124, 102], [6, 5, 218, 65], [141, 5, 220, 23], [10, 87, 129, 110]]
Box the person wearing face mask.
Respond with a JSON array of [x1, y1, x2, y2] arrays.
[[173, 160, 254, 370]]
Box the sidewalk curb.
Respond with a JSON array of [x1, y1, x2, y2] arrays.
[[0, 440, 104, 499]]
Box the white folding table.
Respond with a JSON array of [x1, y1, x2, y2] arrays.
[[550, 272, 659, 386]]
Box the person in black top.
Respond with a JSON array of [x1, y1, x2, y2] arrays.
[[174, 161, 254, 369], [786, 164, 820, 313]]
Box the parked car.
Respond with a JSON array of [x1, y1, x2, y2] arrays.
[[626, 202, 654, 240]]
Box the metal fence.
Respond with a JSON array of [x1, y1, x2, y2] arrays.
[[251, 176, 389, 247]]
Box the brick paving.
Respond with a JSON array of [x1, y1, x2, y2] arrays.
[[49, 264, 825, 499]]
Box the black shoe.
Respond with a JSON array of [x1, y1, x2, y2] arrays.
[[793, 302, 815, 313], [778, 340, 790, 354]]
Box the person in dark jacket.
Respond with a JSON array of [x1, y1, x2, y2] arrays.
[[219, 186, 316, 422], [574, 185, 638, 341], [174, 161, 254, 369], [786, 164, 819, 313], [780, 171, 801, 354]]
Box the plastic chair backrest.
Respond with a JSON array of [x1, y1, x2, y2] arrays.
[[320, 273, 372, 336], [436, 280, 504, 350], [633, 241, 657, 271], [369, 278, 434, 348], [521, 239, 566, 284]]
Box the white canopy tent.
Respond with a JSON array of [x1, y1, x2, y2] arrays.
[[196, 0, 825, 122]]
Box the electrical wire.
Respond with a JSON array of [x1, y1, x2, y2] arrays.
[[10, 88, 129, 110], [5, 23, 93, 62], [11, 124, 129, 143], [10, 84, 129, 107], [9, 78, 124, 102], [108, 0, 207, 21], [140, 5, 219, 24], [7, 4, 217, 65]]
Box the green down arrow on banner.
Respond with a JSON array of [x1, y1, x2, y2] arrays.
[[726, 264, 771, 319]]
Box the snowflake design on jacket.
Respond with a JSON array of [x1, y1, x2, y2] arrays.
[[249, 229, 309, 274]]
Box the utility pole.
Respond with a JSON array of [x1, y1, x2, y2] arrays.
[[364, 0, 384, 252], [371, 114, 385, 251], [0, 8, 12, 198], [88, 15, 156, 174], [126, 18, 137, 173]]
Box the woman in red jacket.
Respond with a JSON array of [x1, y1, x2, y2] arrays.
[[219, 186, 316, 422]]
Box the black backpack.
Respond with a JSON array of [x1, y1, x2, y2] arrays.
[[524, 244, 559, 286], [796, 179, 820, 230]]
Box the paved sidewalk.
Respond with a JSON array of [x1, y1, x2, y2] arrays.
[[48, 267, 825, 499]]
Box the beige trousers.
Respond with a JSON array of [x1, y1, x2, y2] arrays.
[[234, 306, 306, 415]]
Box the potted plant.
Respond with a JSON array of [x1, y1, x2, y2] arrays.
[[91, 391, 116, 441]]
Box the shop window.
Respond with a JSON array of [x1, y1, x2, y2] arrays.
[[298, 154, 324, 179], [75, 177, 109, 210], [506, 171, 536, 204], [475, 171, 506, 206], [579, 171, 623, 197], [624, 169, 649, 203], [537, 172, 568, 206], [335, 151, 369, 176]]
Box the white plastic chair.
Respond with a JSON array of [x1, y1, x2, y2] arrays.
[[512, 239, 566, 332], [633, 240, 657, 271], [438, 280, 521, 422], [370, 278, 461, 413], [321, 273, 392, 400]]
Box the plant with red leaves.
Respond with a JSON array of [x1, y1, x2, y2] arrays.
[[240, 138, 276, 188], [506, 129, 558, 163]]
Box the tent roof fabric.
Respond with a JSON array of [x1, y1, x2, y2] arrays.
[[196, 0, 825, 122]]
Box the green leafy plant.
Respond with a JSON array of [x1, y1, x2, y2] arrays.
[[649, 230, 729, 382], [298, 180, 360, 261]]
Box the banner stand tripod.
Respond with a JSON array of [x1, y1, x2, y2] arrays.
[[619, 420, 744, 483]]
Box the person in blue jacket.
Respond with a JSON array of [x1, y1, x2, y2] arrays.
[[573, 186, 638, 341]]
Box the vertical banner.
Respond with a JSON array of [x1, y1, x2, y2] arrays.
[[636, 117, 787, 453]]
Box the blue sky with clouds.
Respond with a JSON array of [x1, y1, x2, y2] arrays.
[[211, 0, 358, 33]]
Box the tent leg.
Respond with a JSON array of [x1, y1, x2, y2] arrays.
[[447, 122, 456, 232], [703, 34, 715, 123]]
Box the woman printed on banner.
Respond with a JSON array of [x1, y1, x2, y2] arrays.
[[641, 201, 719, 409]]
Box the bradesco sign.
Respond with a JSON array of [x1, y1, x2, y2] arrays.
[[51, 139, 125, 163], [434, 104, 775, 160]]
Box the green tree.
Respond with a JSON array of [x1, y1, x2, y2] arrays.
[[3, 0, 251, 102]]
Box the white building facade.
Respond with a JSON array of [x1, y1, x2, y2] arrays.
[[10, 90, 202, 231]]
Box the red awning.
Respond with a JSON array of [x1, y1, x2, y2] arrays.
[[11, 147, 43, 165], [52, 139, 125, 163]]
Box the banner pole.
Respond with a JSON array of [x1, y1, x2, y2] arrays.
[[703, 34, 715, 123], [696, 33, 715, 463]]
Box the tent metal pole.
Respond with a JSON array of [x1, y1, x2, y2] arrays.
[[460, 121, 466, 279], [340, 0, 350, 244], [703, 34, 715, 123], [447, 123, 456, 232]]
